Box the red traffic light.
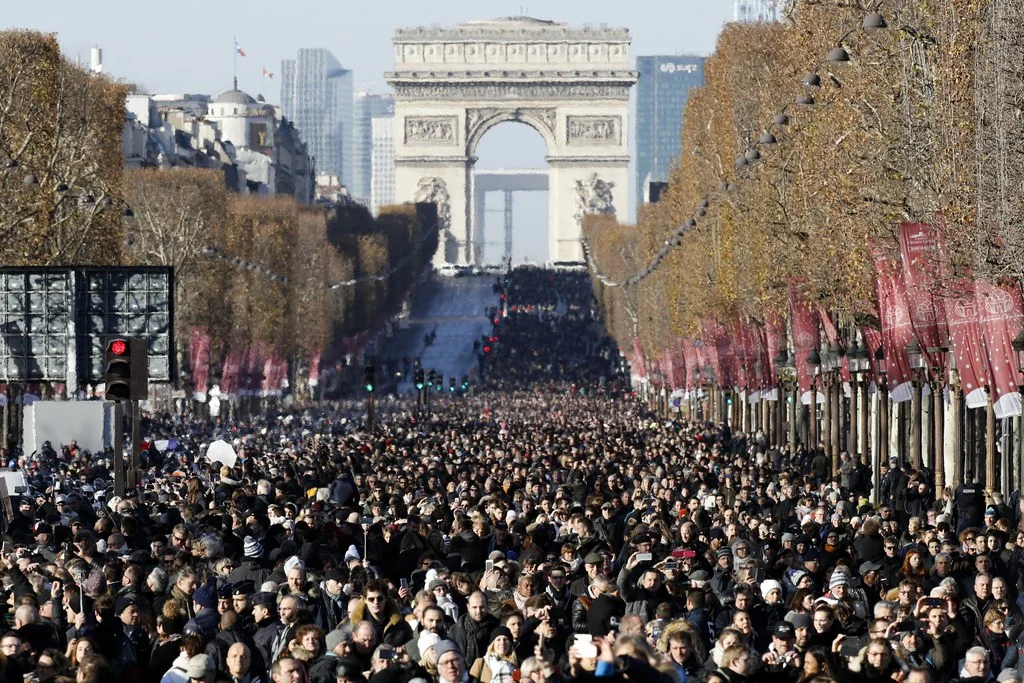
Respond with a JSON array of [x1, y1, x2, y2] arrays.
[[483, 346, 491, 354], [109, 339, 128, 356]]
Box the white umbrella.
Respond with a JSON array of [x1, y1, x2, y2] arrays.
[[206, 440, 238, 468]]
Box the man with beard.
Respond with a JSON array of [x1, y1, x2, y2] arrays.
[[449, 591, 497, 666]]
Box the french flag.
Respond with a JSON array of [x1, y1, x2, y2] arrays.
[[235, 41, 246, 57]]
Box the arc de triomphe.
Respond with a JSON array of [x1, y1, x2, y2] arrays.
[[385, 17, 637, 266]]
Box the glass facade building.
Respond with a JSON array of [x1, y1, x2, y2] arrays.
[[353, 92, 395, 207], [634, 55, 705, 212], [280, 49, 353, 185]]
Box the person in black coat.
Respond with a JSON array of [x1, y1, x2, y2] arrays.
[[586, 578, 625, 638], [853, 519, 886, 564]]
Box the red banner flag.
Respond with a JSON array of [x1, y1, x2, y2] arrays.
[[817, 306, 851, 383], [715, 328, 738, 388], [873, 250, 914, 403], [701, 320, 724, 386], [861, 327, 882, 383], [788, 281, 820, 399], [309, 351, 321, 385], [683, 340, 699, 390], [941, 279, 990, 408], [976, 282, 1024, 418], [763, 314, 785, 400], [221, 346, 245, 396], [899, 223, 950, 373], [631, 337, 647, 379], [188, 327, 211, 399], [668, 339, 686, 390]]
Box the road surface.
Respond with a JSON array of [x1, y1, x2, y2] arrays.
[[389, 274, 497, 393]]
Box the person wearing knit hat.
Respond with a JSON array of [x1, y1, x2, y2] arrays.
[[828, 572, 849, 591], [434, 639, 464, 683], [760, 579, 783, 603], [243, 536, 264, 559], [184, 579, 220, 641], [418, 631, 442, 664], [787, 569, 811, 592], [470, 626, 516, 683]]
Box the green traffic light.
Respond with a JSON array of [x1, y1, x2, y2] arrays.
[[365, 384, 374, 393]]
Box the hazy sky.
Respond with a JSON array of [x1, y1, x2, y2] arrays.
[[4, 0, 735, 263]]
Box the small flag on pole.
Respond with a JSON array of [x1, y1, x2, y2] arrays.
[[234, 41, 246, 57], [261, 66, 274, 79]]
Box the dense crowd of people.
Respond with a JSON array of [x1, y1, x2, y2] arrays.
[[0, 268, 1019, 683]]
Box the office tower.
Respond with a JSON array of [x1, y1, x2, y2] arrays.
[[354, 91, 395, 207], [371, 114, 396, 215], [634, 55, 705, 212], [280, 48, 354, 184]]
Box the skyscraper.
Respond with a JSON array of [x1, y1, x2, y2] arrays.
[[280, 48, 354, 185], [353, 91, 395, 207], [735, 0, 781, 22], [371, 115, 396, 216], [634, 55, 705, 213]]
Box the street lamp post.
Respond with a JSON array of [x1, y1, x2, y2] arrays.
[[876, 346, 889, 465], [906, 338, 927, 469], [776, 349, 795, 449], [927, 344, 950, 499], [847, 339, 869, 465], [754, 359, 766, 436], [821, 345, 834, 463], [829, 341, 844, 473], [808, 348, 822, 453], [1012, 328, 1024, 493]]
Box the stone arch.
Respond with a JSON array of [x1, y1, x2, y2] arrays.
[[466, 108, 558, 158], [387, 17, 637, 267]]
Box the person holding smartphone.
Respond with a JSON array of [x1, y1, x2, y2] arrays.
[[616, 549, 670, 623]]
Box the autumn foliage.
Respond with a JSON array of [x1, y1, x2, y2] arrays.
[[586, 0, 1012, 365], [0, 31, 434, 385]]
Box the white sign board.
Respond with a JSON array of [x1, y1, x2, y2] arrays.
[[22, 401, 113, 455]]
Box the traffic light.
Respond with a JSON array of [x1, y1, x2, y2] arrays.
[[363, 365, 376, 393], [461, 375, 469, 390], [449, 377, 457, 393], [414, 368, 425, 390], [104, 337, 148, 401]]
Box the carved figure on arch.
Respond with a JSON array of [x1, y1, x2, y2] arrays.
[[413, 177, 452, 233], [573, 173, 616, 226]]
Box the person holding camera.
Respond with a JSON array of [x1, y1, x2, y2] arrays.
[[616, 552, 671, 624]]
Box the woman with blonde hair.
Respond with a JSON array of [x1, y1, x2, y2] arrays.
[[470, 627, 518, 683]]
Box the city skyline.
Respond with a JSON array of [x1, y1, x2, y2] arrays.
[[1, 1, 732, 104]]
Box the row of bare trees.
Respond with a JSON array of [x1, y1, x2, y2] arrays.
[[0, 31, 434, 382], [587, 0, 1021, 360]]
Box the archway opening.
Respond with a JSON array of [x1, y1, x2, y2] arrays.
[[473, 121, 549, 266]]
